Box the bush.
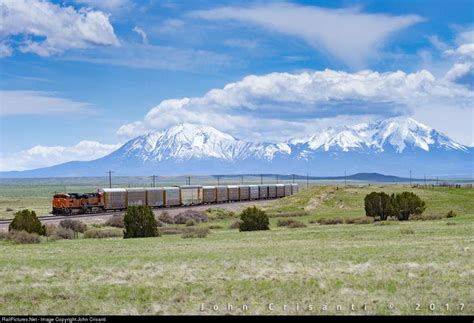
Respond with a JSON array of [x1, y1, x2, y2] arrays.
[[394, 192, 426, 221], [268, 211, 308, 218], [59, 219, 86, 233], [287, 220, 307, 228], [124, 206, 159, 239], [8, 209, 45, 236], [6, 208, 13, 212], [44, 224, 57, 237], [208, 225, 223, 230], [105, 215, 124, 228], [345, 217, 374, 225], [446, 222, 457, 226], [51, 227, 75, 240], [229, 220, 243, 229], [84, 228, 123, 239], [446, 210, 457, 218], [364, 192, 397, 220], [185, 219, 196, 227], [174, 210, 208, 224], [205, 208, 236, 220], [0, 231, 9, 240], [158, 211, 174, 224], [400, 228, 415, 235], [181, 227, 209, 239], [318, 217, 344, 225], [159, 227, 183, 235], [239, 206, 269, 232], [7, 230, 40, 244]]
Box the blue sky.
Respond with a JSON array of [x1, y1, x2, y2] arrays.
[[0, 0, 473, 170]]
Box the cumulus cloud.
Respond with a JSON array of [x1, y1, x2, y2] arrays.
[[0, 91, 95, 115], [117, 69, 473, 142], [442, 29, 474, 89], [0, 141, 122, 171], [190, 3, 423, 68], [0, 0, 120, 57]]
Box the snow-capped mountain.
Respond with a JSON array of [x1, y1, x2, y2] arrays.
[[1, 117, 472, 178]]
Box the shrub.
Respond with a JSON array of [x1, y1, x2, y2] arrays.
[[208, 225, 223, 230], [8, 230, 40, 244], [44, 224, 57, 237], [287, 220, 307, 228], [364, 192, 397, 220], [159, 227, 183, 235], [394, 192, 426, 221], [158, 211, 174, 224], [318, 217, 344, 225], [353, 217, 374, 225], [206, 208, 236, 220], [308, 219, 317, 224], [239, 206, 269, 232], [229, 220, 243, 229], [105, 215, 124, 228], [268, 211, 308, 218], [174, 210, 208, 224], [6, 208, 13, 212], [59, 219, 86, 233], [400, 228, 415, 235], [181, 227, 209, 239], [446, 210, 457, 218], [8, 209, 45, 236], [84, 228, 123, 239], [0, 231, 9, 240], [51, 227, 75, 240], [446, 222, 457, 226], [185, 219, 196, 227], [123, 206, 159, 239]]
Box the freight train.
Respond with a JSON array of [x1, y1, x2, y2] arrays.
[[52, 183, 299, 215]]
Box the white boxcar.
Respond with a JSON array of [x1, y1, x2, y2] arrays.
[[101, 188, 127, 210], [164, 187, 180, 206], [180, 185, 203, 206], [126, 188, 147, 206], [258, 185, 268, 199], [202, 186, 217, 203], [291, 183, 299, 194], [249, 185, 259, 200], [147, 188, 165, 207], [239, 185, 250, 200], [284, 184, 292, 197], [276, 184, 285, 197], [216, 186, 228, 202], [268, 184, 277, 198], [227, 185, 239, 201]]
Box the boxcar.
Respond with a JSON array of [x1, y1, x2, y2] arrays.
[[249, 185, 259, 200], [268, 184, 277, 198], [202, 186, 217, 204], [126, 188, 147, 206], [147, 188, 165, 207], [291, 183, 299, 194], [180, 185, 203, 206], [239, 185, 250, 200], [258, 185, 268, 199], [227, 185, 239, 201], [101, 188, 127, 210], [164, 187, 180, 206], [216, 186, 228, 202], [276, 184, 285, 197], [284, 184, 292, 197]]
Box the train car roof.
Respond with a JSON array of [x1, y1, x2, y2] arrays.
[[162, 186, 180, 190], [100, 188, 127, 192], [202, 185, 216, 189], [125, 188, 147, 192]]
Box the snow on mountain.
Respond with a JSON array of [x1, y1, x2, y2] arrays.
[[289, 117, 468, 154]]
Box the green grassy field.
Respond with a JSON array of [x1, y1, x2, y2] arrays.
[[0, 185, 473, 315]]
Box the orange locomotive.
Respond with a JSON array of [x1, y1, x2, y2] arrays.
[[52, 192, 105, 215]]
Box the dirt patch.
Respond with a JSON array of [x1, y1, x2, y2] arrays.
[[304, 188, 335, 211]]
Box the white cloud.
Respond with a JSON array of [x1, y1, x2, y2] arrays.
[[191, 3, 423, 68], [0, 91, 94, 115], [117, 69, 473, 144], [223, 38, 258, 50], [132, 26, 148, 44], [73, 0, 130, 11], [0, 141, 122, 171], [0, 0, 120, 57]]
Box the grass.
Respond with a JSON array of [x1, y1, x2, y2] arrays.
[[0, 183, 472, 315]]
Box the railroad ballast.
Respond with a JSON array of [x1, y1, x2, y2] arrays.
[[52, 183, 299, 215]]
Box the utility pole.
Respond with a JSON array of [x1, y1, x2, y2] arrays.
[[344, 171, 347, 187], [217, 176, 220, 186], [306, 173, 309, 188], [260, 174, 263, 185], [188, 176, 191, 186], [107, 170, 114, 188], [152, 175, 156, 188], [409, 170, 412, 187], [292, 174, 295, 183], [424, 174, 426, 187], [240, 175, 244, 184], [276, 174, 279, 184]]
